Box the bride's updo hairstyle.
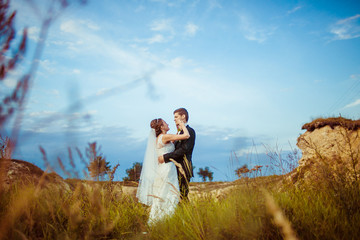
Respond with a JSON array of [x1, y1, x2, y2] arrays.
[[150, 118, 163, 137]]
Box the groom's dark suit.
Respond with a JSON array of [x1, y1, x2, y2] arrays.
[[163, 125, 195, 201]]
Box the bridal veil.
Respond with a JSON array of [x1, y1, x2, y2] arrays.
[[136, 129, 158, 206]]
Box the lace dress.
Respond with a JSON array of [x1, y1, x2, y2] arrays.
[[148, 134, 180, 224]]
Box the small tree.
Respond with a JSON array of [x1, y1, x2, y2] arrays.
[[235, 164, 250, 178], [88, 156, 111, 181], [123, 162, 142, 182], [197, 167, 214, 182], [86, 142, 111, 181]]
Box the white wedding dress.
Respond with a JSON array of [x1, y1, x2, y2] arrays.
[[148, 134, 180, 224], [136, 131, 180, 224]]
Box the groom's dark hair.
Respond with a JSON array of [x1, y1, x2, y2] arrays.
[[174, 108, 188, 122]]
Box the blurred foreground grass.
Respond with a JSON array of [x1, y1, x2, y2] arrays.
[[1, 171, 359, 240]]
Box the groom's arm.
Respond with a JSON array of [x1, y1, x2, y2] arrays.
[[163, 146, 186, 163], [163, 126, 195, 163]]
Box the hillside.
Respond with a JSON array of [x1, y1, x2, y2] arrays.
[[1, 117, 360, 239]]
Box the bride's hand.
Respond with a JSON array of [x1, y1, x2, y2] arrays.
[[175, 119, 185, 128]]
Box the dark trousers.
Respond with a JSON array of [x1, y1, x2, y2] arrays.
[[177, 170, 189, 202]]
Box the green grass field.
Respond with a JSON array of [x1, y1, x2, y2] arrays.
[[1, 167, 359, 240]]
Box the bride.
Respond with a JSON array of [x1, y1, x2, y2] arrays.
[[136, 117, 190, 224]]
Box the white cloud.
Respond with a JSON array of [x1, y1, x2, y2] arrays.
[[149, 0, 178, 7], [3, 78, 18, 88], [208, 0, 222, 10], [344, 99, 360, 108], [23, 110, 97, 133], [28, 26, 40, 42], [147, 34, 167, 44], [350, 74, 360, 79], [46, 89, 60, 96], [338, 14, 360, 25], [287, 5, 302, 15], [238, 15, 277, 43], [134, 18, 175, 44], [330, 14, 360, 40], [35, 59, 56, 73], [60, 19, 99, 34], [80, 20, 100, 31], [60, 20, 78, 33], [28, 111, 56, 117], [185, 22, 199, 36], [57, 18, 147, 71], [150, 19, 173, 32], [168, 57, 192, 68], [96, 88, 107, 96], [135, 5, 145, 12]]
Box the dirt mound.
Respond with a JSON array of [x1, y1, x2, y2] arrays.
[[0, 159, 69, 191]]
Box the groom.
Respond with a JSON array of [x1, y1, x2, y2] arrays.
[[158, 108, 196, 202]]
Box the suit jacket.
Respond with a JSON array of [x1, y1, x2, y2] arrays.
[[164, 125, 196, 180]]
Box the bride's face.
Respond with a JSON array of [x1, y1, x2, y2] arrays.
[[161, 120, 170, 132]]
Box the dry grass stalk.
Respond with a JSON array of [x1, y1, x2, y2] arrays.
[[263, 190, 298, 240], [169, 158, 185, 178], [0, 168, 49, 239]]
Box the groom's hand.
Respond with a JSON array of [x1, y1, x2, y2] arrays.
[[158, 155, 165, 163]]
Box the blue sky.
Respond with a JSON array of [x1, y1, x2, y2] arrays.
[[3, 0, 360, 181]]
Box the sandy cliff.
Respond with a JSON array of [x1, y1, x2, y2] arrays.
[[290, 117, 360, 184]]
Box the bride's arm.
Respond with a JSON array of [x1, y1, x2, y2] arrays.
[[162, 121, 189, 144]]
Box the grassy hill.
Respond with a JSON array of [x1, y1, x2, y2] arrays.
[[1, 117, 360, 239]]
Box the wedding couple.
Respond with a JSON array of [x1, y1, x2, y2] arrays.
[[136, 108, 196, 224]]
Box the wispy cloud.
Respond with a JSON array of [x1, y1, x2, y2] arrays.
[[36, 59, 56, 73], [185, 22, 199, 36], [147, 34, 167, 44], [134, 5, 145, 13], [167, 57, 193, 68], [73, 69, 81, 74], [344, 99, 360, 108], [208, 0, 222, 11], [23, 110, 97, 133], [60, 20, 78, 33], [150, 18, 174, 33], [351, 74, 360, 79], [3, 77, 18, 88], [27, 26, 40, 42], [149, 0, 178, 7], [287, 5, 302, 15], [141, 18, 175, 44], [58, 17, 151, 72], [60, 19, 99, 34], [238, 14, 277, 43], [330, 14, 360, 40]]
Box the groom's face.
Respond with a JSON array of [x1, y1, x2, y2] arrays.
[[174, 112, 186, 125]]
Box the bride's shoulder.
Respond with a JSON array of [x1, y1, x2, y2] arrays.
[[157, 134, 164, 146]]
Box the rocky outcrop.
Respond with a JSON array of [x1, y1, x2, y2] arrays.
[[290, 117, 360, 184], [0, 159, 69, 191]]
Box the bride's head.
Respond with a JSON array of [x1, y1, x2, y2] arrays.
[[150, 118, 169, 137]]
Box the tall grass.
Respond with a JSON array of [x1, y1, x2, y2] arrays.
[[0, 179, 148, 239], [2, 135, 360, 239], [1, 159, 359, 239], [2, 126, 360, 239]]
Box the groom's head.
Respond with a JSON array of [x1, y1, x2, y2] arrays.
[[174, 108, 188, 124]]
